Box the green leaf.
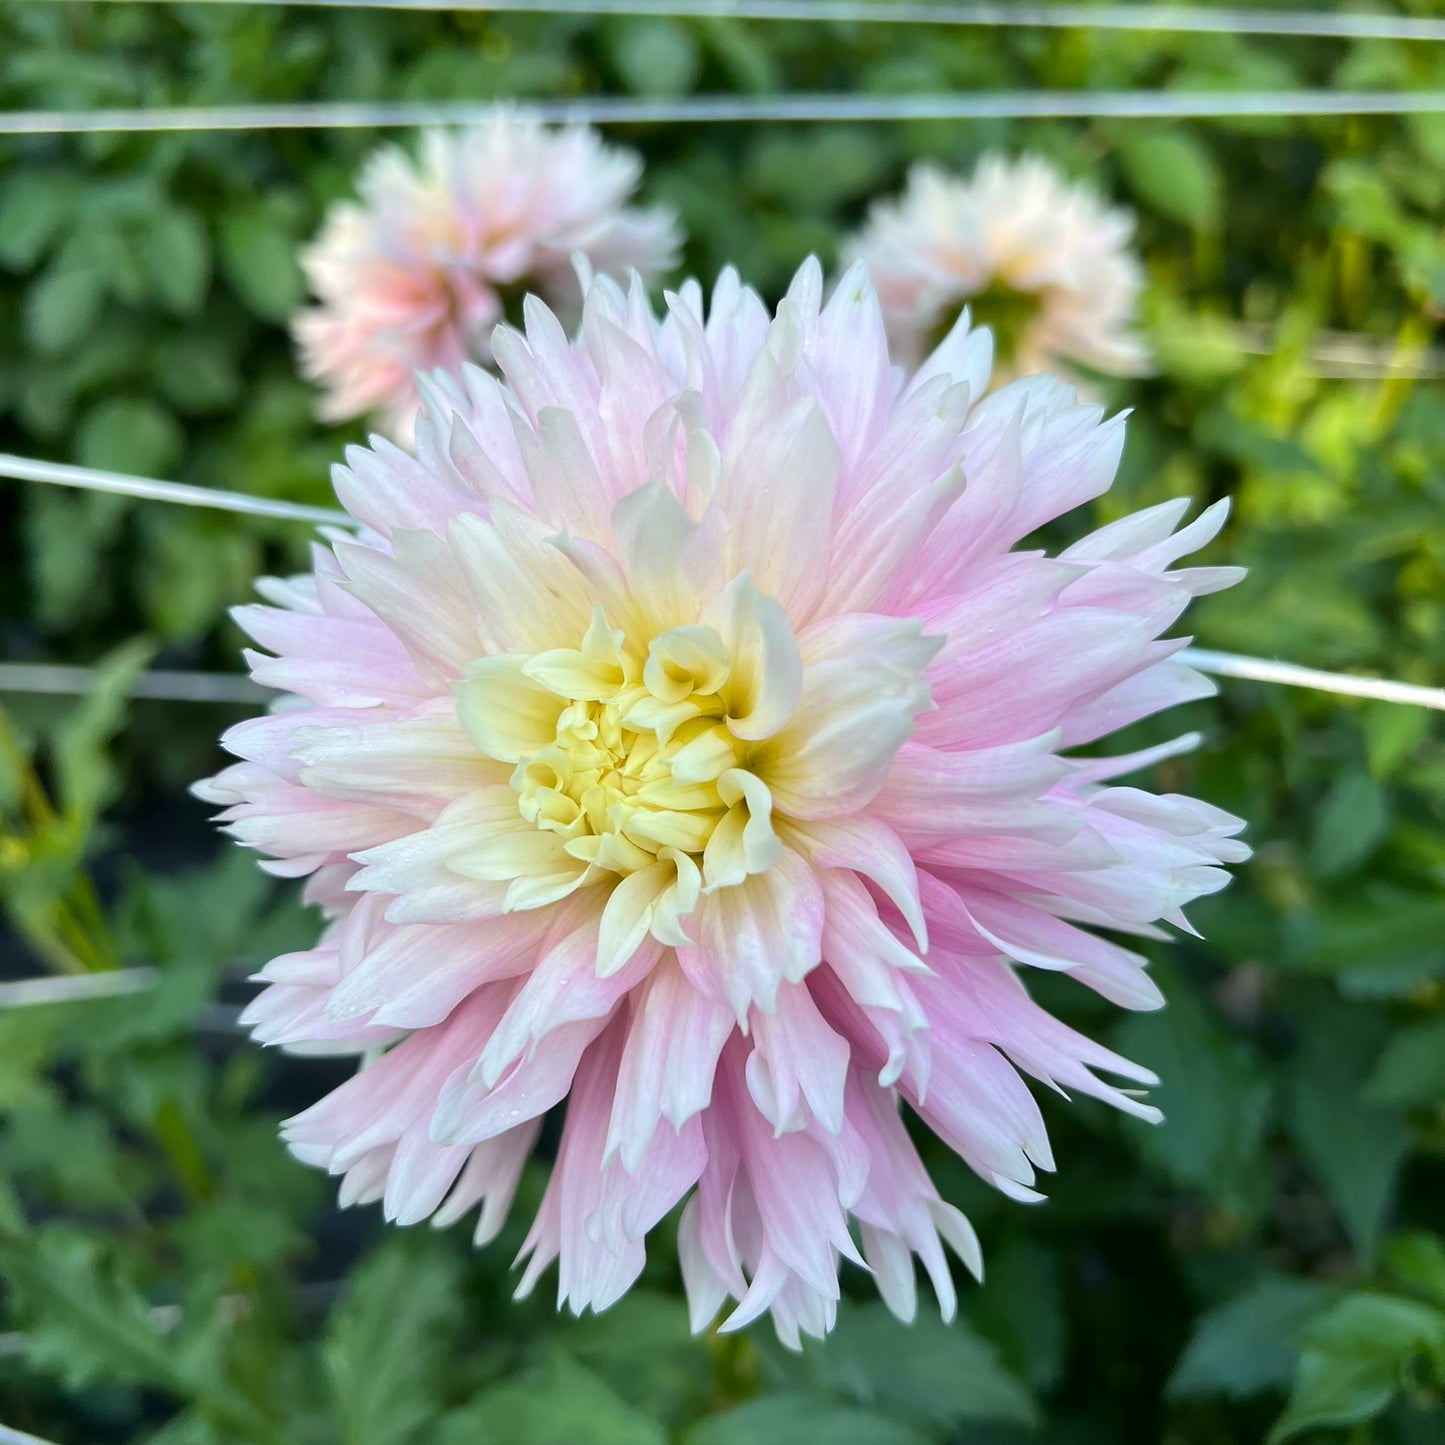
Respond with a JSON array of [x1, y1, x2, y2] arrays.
[[25, 252, 107, 354], [439, 1353, 668, 1445], [155, 333, 242, 413], [0, 169, 77, 269], [323, 1237, 463, 1445], [796, 1302, 1039, 1431], [685, 1392, 930, 1445], [1267, 1292, 1445, 1443], [1112, 981, 1271, 1212], [0, 1229, 188, 1394], [559, 1289, 715, 1428], [51, 636, 156, 830], [0, 1229, 286, 1445], [1286, 1005, 1409, 1263], [23, 488, 129, 631], [1384, 1233, 1445, 1310], [1119, 130, 1222, 230], [1309, 769, 1391, 878], [1363, 703, 1432, 780], [220, 199, 305, 321], [968, 1236, 1067, 1393], [610, 17, 702, 97], [143, 206, 212, 314], [78, 395, 184, 477], [1168, 1275, 1334, 1400], [1365, 1017, 1445, 1106]]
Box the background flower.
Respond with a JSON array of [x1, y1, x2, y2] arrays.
[[293, 111, 680, 443], [845, 154, 1151, 387], [202, 259, 1244, 1344]]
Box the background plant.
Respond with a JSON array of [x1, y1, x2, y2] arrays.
[[0, 3, 1443, 1442]]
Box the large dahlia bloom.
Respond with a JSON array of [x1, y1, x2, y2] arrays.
[[294, 111, 679, 443], [202, 259, 1245, 1345], [844, 154, 1151, 386]]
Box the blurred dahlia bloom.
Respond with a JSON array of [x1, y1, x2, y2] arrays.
[[201, 258, 1245, 1345], [293, 112, 679, 443], [845, 153, 1150, 386]]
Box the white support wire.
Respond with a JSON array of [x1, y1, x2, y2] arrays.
[[4, 90, 1445, 135], [59, 0, 1445, 45], [3, 451, 1443, 714], [0, 662, 271, 705], [1, 651, 1439, 711], [0, 453, 347, 526], [0, 967, 161, 1006], [1228, 325, 1445, 381], [0, 969, 247, 1032], [1183, 650, 1445, 712], [0, 662, 272, 704], [0, 1425, 63, 1445]]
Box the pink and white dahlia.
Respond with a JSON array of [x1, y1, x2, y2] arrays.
[[202, 258, 1245, 1345], [844, 154, 1151, 386], [293, 111, 679, 443]]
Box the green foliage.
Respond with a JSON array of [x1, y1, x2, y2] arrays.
[[1, 5, 1443, 1445]]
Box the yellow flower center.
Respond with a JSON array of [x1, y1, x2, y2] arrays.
[[456, 604, 780, 917]]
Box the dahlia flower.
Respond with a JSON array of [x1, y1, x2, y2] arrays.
[[844, 154, 1151, 386], [201, 258, 1245, 1345], [293, 111, 679, 443]]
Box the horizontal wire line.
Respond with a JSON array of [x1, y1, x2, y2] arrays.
[[57, 0, 1445, 44], [4, 453, 1443, 712], [0, 1424, 65, 1445], [1, 647, 1441, 712], [5, 90, 1445, 134], [0, 968, 162, 1006], [0, 662, 271, 704], [0, 453, 348, 525], [1183, 650, 1445, 712]]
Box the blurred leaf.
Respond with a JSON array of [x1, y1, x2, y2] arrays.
[[685, 1392, 930, 1445], [1286, 1005, 1409, 1263], [142, 207, 212, 315], [1385, 1233, 1445, 1310], [324, 1238, 463, 1445], [1119, 130, 1222, 230], [609, 17, 701, 97], [1365, 1017, 1445, 1106], [968, 1236, 1066, 1394], [795, 1302, 1039, 1431], [1267, 1293, 1445, 1444], [0, 1229, 188, 1394], [1169, 1275, 1333, 1401], [440, 1353, 668, 1445], [78, 395, 184, 476], [1309, 770, 1391, 879], [1113, 982, 1270, 1212], [25, 244, 107, 353], [219, 199, 305, 321], [560, 1289, 714, 1428], [52, 636, 155, 830], [0, 168, 76, 269], [1363, 704, 1432, 780]]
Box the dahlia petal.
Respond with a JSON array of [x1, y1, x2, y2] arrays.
[[607, 960, 734, 1169], [683, 847, 824, 1020], [215, 251, 1245, 1342], [745, 981, 850, 1135], [721, 397, 838, 621], [432, 1118, 541, 1244]]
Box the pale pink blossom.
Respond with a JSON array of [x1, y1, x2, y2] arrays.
[[202, 258, 1245, 1345], [844, 153, 1151, 386], [293, 111, 679, 444]]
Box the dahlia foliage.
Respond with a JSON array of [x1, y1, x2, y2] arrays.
[[202, 259, 1246, 1344], [846, 153, 1151, 387], [293, 112, 678, 443]]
